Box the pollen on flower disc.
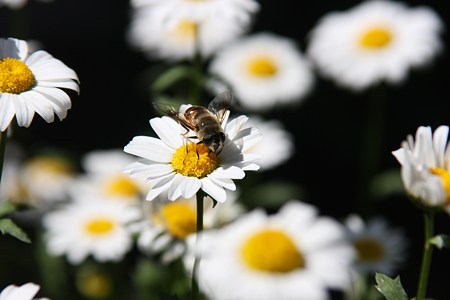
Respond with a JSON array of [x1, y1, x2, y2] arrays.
[[0, 58, 36, 94]]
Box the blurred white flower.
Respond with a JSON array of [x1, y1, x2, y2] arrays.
[[0, 38, 79, 131], [0, 0, 52, 10], [0, 142, 25, 203], [392, 125, 450, 211], [135, 191, 244, 263], [245, 116, 294, 170], [344, 214, 407, 276], [43, 197, 141, 264], [0, 283, 48, 300], [184, 201, 355, 300], [70, 149, 148, 204], [209, 33, 314, 112], [20, 154, 76, 205], [307, 0, 444, 91], [127, 0, 259, 61], [124, 109, 261, 203]]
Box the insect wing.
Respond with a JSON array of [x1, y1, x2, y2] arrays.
[[153, 102, 196, 131], [207, 91, 232, 124], [153, 102, 180, 118]]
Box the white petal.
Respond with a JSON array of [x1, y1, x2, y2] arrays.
[[12, 94, 34, 127], [392, 148, 406, 165], [201, 177, 227, 203], [124, 162, 173, 179], [124, 136, 174, 162], [34, 85, 72, 109], [167, 173, 184, 200], [179, 176, 201, 199], [0, 94, 16, 131], [146, 174, 175, 201], [209, 176, 236, 191], [21, 90, 55, 123], [150, 117, 184, 150], [213, 166, 245, 179], [433, 126, 449, 168]]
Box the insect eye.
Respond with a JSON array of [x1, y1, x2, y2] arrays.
[[202, 134, 213, 145]]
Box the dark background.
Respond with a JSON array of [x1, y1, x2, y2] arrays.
[[1, 0, 450, 299]]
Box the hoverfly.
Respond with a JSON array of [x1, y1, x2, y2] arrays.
[[153, 91, 232, 153]]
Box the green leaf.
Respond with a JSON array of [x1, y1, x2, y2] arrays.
[[374, 273, 408, 300], [369, 170, 404, 200], [429, 234, 450, 249], [152, 65, 195, 93], [0, 201, 16, 217], [0, 218, 31, 243]]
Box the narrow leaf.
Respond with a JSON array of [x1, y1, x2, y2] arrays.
[[0, 218, 31, 243], [374, 273, 408, 300], [0, 201, 16, 217], [152, 65, 194, 93], [429, 234, 450, 249]]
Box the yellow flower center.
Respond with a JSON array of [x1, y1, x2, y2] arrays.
[[246, 56, 278, 77], [103, 175, 141, 198], [85, 218, 115, 236], [171, 143, 219, 178], [161, 202, 197, 239], [0, 57, 36, 94], [77, 271, 112, 300], [28, 157, 74, 176], [240, 229, 304, 273], [430, 167, 450, 204], [172, 19, 198, 41], [359, 27, 392, 49], [354, 238, 385, 262]]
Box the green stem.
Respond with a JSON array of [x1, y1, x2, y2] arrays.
[[416, 211, 435, 300], [191, 190, 205, 300], [0, 129, 9, 187]]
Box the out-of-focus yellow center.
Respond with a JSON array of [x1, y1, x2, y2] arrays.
[[359, 27, 392, 49], [85, 218, 115, 235], [28, 157, 74, 176], [430, 167, 450, 204], [354, 238, 385, 262], [173, 19, 198, 40], [104, 175, 141, 198], [247, 56, 278, 77], [77, 271, 112, 300], [0, 57, 36, 94], [161, 202, 197, 239], [240, 229, 304, 273], [171, 143, 219, 178]]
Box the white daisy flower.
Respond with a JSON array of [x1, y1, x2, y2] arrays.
[[135, 190, 244, 263], [20, 153, 76, 205], [127, 6, 251, 61], [71, 149, 148, 203], [130, 0, 259, 26], [344, 214, 407, 276], [0, 0, 52, 10], [185, 201, 355, 300], [0, 283, 48, 300], [0, 38, 79, 131], [123, 108, 262, 203], [246, 116, 294, 170], [306, 0, 444, 91], [0, 142, 25, 203], [43, 197, 141, 264], [392, 125, 450, 211], [209, 33, 314, 112]]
